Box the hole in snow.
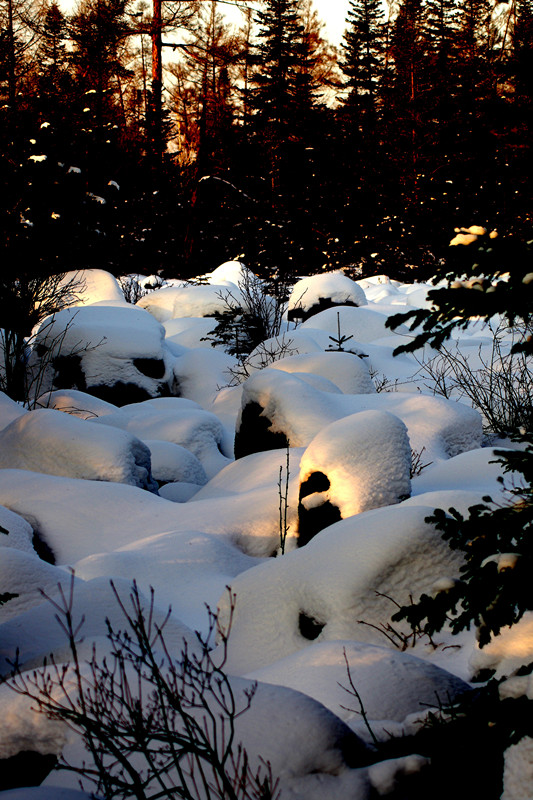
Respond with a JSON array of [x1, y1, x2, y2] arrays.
[[234, 401, 289, 460], [298, 611, 325, 640], [32, 530, 56, 565], [299, 470, 330, 499], [133, 357, 166, 379]]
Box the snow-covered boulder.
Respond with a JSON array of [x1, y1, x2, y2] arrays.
[[246, 639, 470, 728], [0, 392, 26, 431], [142, 439, 207, 486], [137, 283, 240, 322], [0, 576, 198, 675], [288, 271, 367, 322], [0, 505, 35, 555], [57, 269, 125, 307], [30, 305, 177, 406], [268, 350, 376, 395], [37, 388, 119, 419], [0, 548, 80, 623], [204, 260, 252, 285], [235, 368, 483, 464], [92, 397, 232, 479], [0, 408, 157, 492], [297, 410, 412, 544], [217, 504, 464, 674], [172, 347, 239, 409]]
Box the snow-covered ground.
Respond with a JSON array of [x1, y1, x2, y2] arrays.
[[0, 266, 528, 799]]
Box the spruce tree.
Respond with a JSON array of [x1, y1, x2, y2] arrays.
[[340, 0, 386, 134]]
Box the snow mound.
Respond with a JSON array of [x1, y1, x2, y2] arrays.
[[142, 439, 207, 486], [0, 576, 198, 675], [217, 504, 464, 674], [0, 392, 26, 431], [268, 350, 375, 395], [137, 283, 240, 322], [0, 408, 157, 491], [246, 639, 470, 726], [0, 505, 35, 554], [58, 269, 125, 307], [73, 529, 259, 633], [205, 260, 252, 285], [0, 548, 77, 623], [31, 305, 176, 405], [0, 470, 184, 564], [92, 397, 231, 479], [235, 368, 482, 463], [298, 410, 411, 544], [301, 304, 410, 344], [37, 388, 119, 419], [172, 347, 239, 409], [288, 271, 367, 321]]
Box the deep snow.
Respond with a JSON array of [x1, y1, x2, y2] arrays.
[[0, 266, 529, 799]]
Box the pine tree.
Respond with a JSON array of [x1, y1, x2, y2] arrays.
[[340, 0, 386, 135]]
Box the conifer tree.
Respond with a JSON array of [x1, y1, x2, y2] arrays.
[[340, 0, 386, 134]]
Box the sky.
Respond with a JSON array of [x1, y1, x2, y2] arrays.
[[312, 0, 350, 44], [222, 0, 350, 46]]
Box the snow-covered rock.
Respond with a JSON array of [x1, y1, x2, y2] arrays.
[[268, 350, 376, 395], [137, 282, 240, 322], [57, 269, 125, 307], [288, 271, 367, 322], [37, 388, 119, 419], [30, 305, 176, 406], [235, 368, 483, 464], [297, 410, 412, 544], [91, 397, 231, 479], [0, 408, 157, 491], [246, 639, 470, 727], [0, 391, 26, 431], [216, 504, 464, 674]]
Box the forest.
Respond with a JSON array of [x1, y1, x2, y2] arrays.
[[1, 0, 532, 284]]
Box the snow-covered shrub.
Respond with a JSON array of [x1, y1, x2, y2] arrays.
[[201, 270, 289, 359], [288, 272, 367, 323], [297, 410, 412, 545], [2, 580, 389, 800]]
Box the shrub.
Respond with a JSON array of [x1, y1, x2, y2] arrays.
[[3, 578, 279, 800]]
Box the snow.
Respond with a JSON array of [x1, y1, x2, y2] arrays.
[[91, 398, 232, 479], [299, 410, 411, 518], [30, 305, 176, 401], [137, 282, 240, 322], [57, 269, 126, 307], [236, 367, 482, 463], [246, 639, 469, 729], [267, 350, 376, 394], [0, 392, 26, 431], [0, 408, 157, 491], [215, 504, 465, 674], [288, 271, 367, 318], [1, 264, 529, 799]]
